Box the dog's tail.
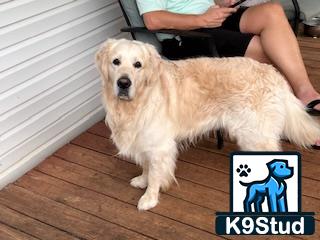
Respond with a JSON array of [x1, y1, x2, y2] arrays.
[[283, 89, 320, 148], [239, 181, 250, 186]]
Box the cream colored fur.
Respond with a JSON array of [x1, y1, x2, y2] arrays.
[[96, 39, 320, 211]]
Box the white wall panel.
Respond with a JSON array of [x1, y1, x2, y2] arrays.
[[0, 0, 131, 188], [0, 0, 115, 49]]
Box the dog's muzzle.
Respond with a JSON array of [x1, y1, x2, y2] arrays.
[[117, 77, 132, 100]]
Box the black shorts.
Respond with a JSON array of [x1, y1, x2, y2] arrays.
[[161, 7, 254, 59]]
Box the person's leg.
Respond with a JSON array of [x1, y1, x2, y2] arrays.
[[240, 2, 320, 109], [245, 35, 270, 64]]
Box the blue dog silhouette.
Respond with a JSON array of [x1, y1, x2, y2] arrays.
[[240, 159, 293, 213]]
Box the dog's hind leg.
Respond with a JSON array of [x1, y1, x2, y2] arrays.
[[236, 132, 281, 151], [244, 186, 260, 212], [254, 196, 264, 213], [137, 147, 177, 211], [243, 197, 254, 213], [233, 110, 284, 151]]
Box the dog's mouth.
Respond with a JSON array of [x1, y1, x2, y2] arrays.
[[118, 89, 131, 101]]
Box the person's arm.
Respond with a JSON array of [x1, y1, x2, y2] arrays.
[[215, 0, 237, 7], [143, 6, 237, 31]]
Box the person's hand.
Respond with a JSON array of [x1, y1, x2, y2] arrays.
[[198, 5, 237, 28], [215, 0, 238, 7]]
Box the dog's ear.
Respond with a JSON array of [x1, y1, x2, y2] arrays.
[[95, 38, 118, 85], [144, 43, 161, 67], [267, 161, 276, 172], [95, 38, 117, 68]]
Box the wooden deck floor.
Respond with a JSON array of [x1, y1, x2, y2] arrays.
[[0, 37, 320, 240]]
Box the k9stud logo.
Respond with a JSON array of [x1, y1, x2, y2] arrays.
[[215, 152, 315, 235]]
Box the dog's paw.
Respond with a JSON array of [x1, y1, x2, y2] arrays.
[[236, 164, 251, 177], [130, 175, 147, 189], [137, 193, 158, 211]]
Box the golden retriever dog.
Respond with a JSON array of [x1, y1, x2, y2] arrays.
[[96, 38, 320, 211]]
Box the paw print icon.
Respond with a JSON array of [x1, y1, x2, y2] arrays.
[[236, 164, 251, 177]]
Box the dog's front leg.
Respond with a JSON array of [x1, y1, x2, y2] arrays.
[[130, 159, 148, 189], [268, 193, 278, 212], [137, 151, 176, 211], [278, 196, 287, 212]]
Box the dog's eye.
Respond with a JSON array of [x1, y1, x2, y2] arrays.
[[133, 61, 142, 69], [280, 165, 284, 169], [113, 58, 121, 66]]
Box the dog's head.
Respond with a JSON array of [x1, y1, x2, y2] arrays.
[[95, 38, 161, 101], [267, 159, 293, 179]]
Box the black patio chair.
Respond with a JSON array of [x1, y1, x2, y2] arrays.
[[280, 0, 320, 35], [117, 0, 224, 149], [280, 0, 300, 34]]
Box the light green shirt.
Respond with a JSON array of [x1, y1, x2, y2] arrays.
[[136, 0, 215, 41], [137, 0, 215, 15]]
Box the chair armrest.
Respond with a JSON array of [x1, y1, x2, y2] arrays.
[[121, 27, 212, 38]]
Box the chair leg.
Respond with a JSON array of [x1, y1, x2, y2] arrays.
[[291, 0, 301, 35], [216, 129, 224, 150]]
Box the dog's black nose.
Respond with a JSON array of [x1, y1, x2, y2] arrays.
[[117, 77, 131, 89]]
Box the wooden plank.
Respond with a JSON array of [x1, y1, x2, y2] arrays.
[[71, 132, 229, 193], [304, 59, 320, 70], [0, 204, 79, 240], [15, 170, 222, 240], [85, 124, 320, 215], [0, 185, 150, 240], [77, 129, 320, 200], [198, 136, 320, 166], [182, 145, 320, 182], [301, 51, 320, 62], [195, 140, 320, 200], [56, 144, 230, 211], [36, 155, 222, 235], [25, 167, 303, 240], [55, 144, 320, 221], [298, 37, 320, 49], [87, 120, 110, 137], [0, 223, 38, 240], [72, 131, 118, 154], [187, 140, 320, 181]]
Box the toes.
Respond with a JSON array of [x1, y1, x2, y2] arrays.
[[130, 175, 147, 189], [137, 193, 158, 211]]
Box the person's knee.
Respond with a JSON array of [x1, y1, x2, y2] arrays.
[[245, 36, 270, 64], [262, 2, 286, 23]]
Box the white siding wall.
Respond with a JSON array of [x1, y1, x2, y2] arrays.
[[0, 0, 130, 188]]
